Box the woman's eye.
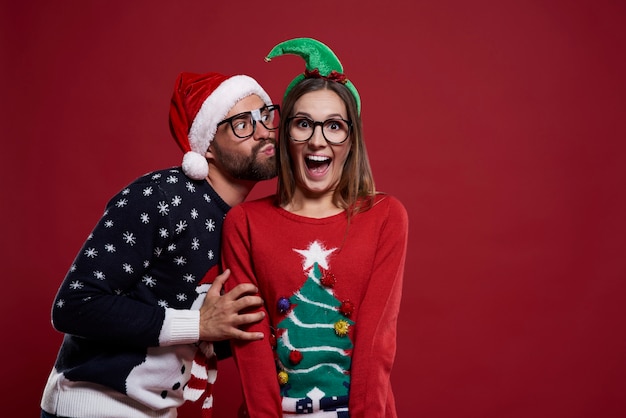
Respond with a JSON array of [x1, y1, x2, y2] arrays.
[[327, 121, 341, 130]]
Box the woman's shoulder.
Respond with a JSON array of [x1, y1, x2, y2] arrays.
[[227, 195, 277, 217], [372, 193, 407, 214]]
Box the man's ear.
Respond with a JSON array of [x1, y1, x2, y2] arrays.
[[204, 147, 215, 162]]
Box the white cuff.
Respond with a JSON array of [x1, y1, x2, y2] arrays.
[[159, 308, 200, 346]]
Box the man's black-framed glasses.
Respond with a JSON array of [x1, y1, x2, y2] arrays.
[[287, 116, 352, 145], [217, 104, 280, 139]]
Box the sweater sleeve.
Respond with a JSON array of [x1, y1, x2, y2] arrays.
[[221, 205, 283, 417], [349, 196, 409, 417], [51, 180, 177, 348]]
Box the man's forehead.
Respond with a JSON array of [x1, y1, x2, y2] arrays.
[[226, 94, 266, 117]]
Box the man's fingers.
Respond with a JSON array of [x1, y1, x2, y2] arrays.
[[222, 282, 259, 300], [234, 311, 266, 327], [231, 329, 264, 341], [232, 295, 264, 312], [207, 269, 230, 295]]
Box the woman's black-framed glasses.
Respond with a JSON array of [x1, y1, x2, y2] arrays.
[[287, 116, 352, 145], [217, 104, 280, 139]]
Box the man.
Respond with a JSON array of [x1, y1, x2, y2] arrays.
[[41, 72, 279, 418]]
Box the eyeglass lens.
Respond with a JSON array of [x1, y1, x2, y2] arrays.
[[231, 106, 280, 138], [289, 117, 350, 144]]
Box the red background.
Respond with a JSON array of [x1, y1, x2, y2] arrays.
[[2, 1, 625, 417]]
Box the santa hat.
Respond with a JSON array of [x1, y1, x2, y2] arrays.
[[169, 72, 272, 180]]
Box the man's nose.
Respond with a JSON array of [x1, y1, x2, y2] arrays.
[[252, 121, 272, 140]]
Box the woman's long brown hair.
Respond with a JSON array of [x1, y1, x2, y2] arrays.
[[276, 78, 377, 216]]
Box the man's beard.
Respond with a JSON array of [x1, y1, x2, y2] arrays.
[[212, 139, 277, 181]]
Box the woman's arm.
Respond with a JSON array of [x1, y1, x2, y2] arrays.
[[349, 196, 409, 417], [222, 205, 283, 417]]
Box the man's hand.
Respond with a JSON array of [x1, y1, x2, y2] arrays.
[[199, 269, 265, 341]]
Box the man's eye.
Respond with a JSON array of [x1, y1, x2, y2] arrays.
[[234, 120, 248, 130]]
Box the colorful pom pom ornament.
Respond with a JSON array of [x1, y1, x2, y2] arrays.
[[334, 320, 350, 337], [289, 350, 303, 365], [278, 371, 289, 385], [339, 300, 355, 317], [320, 271, 337, 288], [277, 297, 291, 313]]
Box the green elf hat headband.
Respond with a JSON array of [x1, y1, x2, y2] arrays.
[[264, 37, 361, 114]]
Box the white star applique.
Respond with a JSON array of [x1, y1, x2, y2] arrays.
[[293, 241, 337, 271]]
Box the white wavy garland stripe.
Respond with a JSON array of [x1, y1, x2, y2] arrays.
[[281, 361, 346, 374], [281, 330, 346, 354], [287, 311, 334, 329], [293, 290, 337, 311]]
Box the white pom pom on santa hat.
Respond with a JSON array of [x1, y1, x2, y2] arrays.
[[169, 72, 272, 180], [182, 151, 210, 180]]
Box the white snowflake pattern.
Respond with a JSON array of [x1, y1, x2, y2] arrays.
[[203, 194, 211, 202], [122, 188, 130, 195], [176, 293, 188, 302], [159, 228, 169, 238], [175, 220, 188, 234], [56, 299, 65, 308], [157, 201, 169, 215], [94, 271, 106, 280], [208, 250, 214, 260], [143, 186, 154, 196], [182, 274, 195, 283], [70, 264, 77, 272], [114, 289, 124, 295], [104, 209, 110, 216], [116, 198, 128, 208], [69, 280, 83, 290], [105, 243, 116, 252], [205, 219, 216, 231], [84, 248, 98, 258], [167, 243, 177, 252], [190, 209, 199, 219], [172, 196, 182, 206], [143, 260, 150, 268], [122, 231, 136, 246], [173, 256, 187, 266], [140, 213, 150, 224], [166, 175, 178, 184], [158, 300, 168, 308], [142, 275, 156, 287], [191, 238, 200, 250], [104, 220, 114, 228], [186, 182, 196, 193], [154, 247, 163, 257], [87, 233, 94, 240], [123, 263, 133, 273], [152, 173, 162, 180]]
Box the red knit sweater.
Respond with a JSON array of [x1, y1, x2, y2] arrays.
[[222, 194, 408, 417]]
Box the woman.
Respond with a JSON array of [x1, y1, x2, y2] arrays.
[[222, 38, 408, 417]]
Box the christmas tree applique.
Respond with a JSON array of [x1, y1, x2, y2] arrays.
[[275, 240, 355, 413]]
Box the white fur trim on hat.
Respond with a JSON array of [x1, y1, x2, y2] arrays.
[[184, 75, 272, 180]]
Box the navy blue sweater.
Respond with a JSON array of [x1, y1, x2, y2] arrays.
[[43, 167, 230, 414]]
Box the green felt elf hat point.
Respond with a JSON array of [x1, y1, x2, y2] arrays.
[[265, 38, 361, 114]]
